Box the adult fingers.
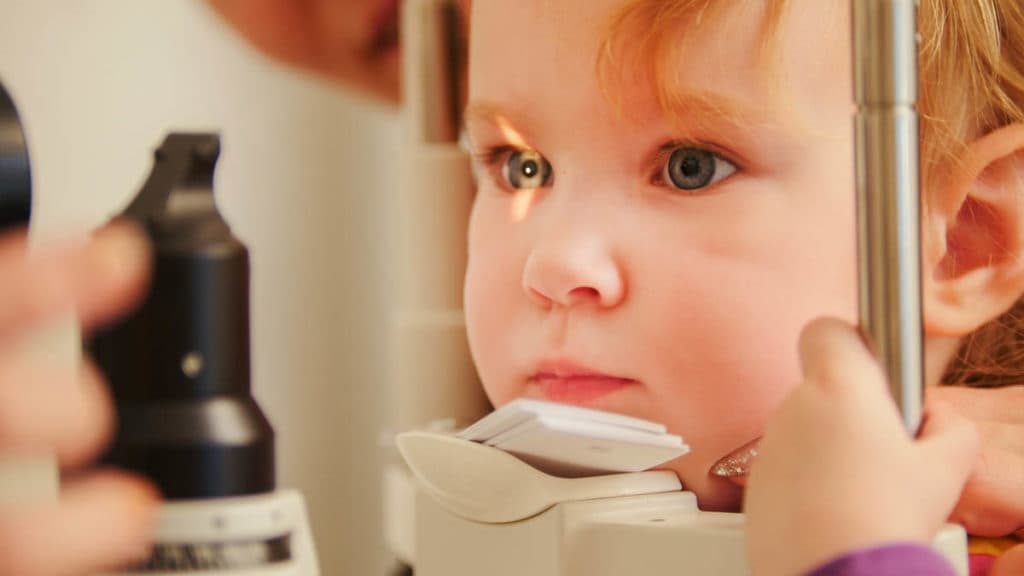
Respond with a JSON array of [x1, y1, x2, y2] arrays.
[[0, 357, 114, 469], [0, 470, 158, 576], [0, 223, 150, 346], [970, 419, 1024, 458], [949, 443, 1024, 537], [931, 390, 1024, 537], [928, 385, 1024, 426], [915, 403, 980, 522]]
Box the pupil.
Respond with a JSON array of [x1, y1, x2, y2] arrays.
[[681, 156, 701, 177], [666, 148, 716, 191], [522, 160, 538, 178]]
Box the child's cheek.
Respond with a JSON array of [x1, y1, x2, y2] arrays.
[[464, 197, 527, 406]]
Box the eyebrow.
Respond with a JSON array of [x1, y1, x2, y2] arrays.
[[653, 89, 778, 133], [465, 89, 777, 143]]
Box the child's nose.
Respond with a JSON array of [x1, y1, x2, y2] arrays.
[[521, 235, 625, 310]]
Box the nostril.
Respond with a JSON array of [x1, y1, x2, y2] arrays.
[[566, 286, 601, 304]]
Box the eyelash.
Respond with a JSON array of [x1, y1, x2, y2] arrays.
[[471, 145, 512, 171]]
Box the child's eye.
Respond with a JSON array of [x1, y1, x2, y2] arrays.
[[659, 146, 738, 192], [470, 146, 554, 193], [501, 149, 553, 190]]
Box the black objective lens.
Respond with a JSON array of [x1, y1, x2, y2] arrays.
[[91, 133, 274, 499]]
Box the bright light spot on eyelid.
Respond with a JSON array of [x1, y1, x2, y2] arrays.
[[511, 188, 538, 223], [495, 115, 529, 148]]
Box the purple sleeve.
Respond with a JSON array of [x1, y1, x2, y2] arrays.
[[805, 543, 958, 576]]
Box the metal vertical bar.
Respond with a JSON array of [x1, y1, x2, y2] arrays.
[[853, 0, 924, 433]]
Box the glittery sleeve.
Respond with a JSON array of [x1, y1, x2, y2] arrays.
[[804, 543, 957, 576]]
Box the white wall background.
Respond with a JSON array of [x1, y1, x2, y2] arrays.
[[0, 1, 400, 573]]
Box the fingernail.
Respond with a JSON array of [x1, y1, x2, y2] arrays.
[[711, 437, 761, 478]]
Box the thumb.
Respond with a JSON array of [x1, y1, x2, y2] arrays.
[[798, 317, 886, 397], [915, 401, 980, 515]]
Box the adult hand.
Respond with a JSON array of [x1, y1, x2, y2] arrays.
[[0, 223, 158, 576], [745, 318, 979, 576], [931, 385, 1024, 574], [930, 384, 1024, 538]]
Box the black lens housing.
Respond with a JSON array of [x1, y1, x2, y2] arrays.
[[91, 133, 275, 499]]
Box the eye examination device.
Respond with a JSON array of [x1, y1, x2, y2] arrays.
[[381, 0, 968, 575], [90, 133, 319, 575]]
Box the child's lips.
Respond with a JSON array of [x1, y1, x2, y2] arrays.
[[533, 375, 638, 404], [529, 359, 637, 405], [710, 437, 761, 485]]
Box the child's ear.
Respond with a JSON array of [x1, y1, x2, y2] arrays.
[[923, 123, 1024, 337]]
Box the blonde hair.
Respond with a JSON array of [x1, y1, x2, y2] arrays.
[[600, 0, 1024, 387]]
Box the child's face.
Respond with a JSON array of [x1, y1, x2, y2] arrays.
[[464, 0, 857, 510]]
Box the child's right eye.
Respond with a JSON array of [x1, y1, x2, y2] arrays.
[[474, 146, 554, 192], [503, 149, 553, 190]]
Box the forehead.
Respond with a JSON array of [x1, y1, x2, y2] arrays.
[[467, 0, 852, 133]]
